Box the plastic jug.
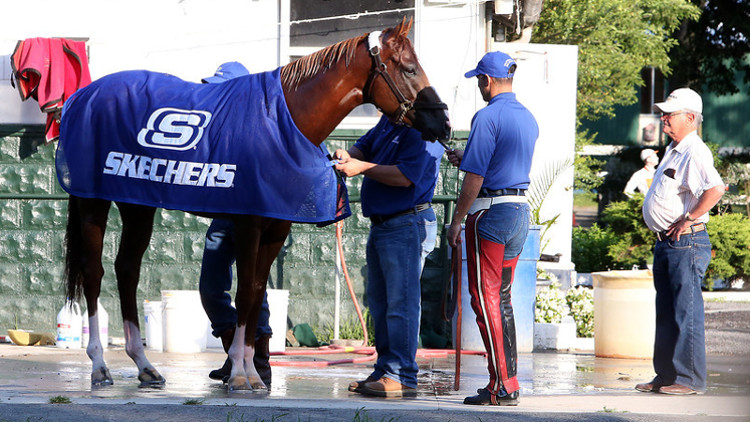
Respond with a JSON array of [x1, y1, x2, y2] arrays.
[[56, 299, 82, 349], [82, 299, 109, 349]]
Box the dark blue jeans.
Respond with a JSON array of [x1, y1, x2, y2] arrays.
[[366, 208, 437, 389], [199, 218, 272, 339], [651, 230, 711, 391]]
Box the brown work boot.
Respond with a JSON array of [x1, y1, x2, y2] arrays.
[[254, 334, 272, 386], [348, 375, 377, 393], [358, 377, 417, 398]]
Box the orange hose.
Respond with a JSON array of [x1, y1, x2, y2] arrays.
[[264, 223, 485, 368], [335, 220, 369, 346]]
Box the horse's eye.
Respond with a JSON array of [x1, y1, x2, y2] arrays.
[[402, 67, 417, 77]]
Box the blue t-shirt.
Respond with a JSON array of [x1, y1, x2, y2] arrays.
[[460, 92, 538, 190], [355, 116, 444, 217]]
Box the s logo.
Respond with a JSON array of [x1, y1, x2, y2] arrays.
[[137, 108, 212, 151]]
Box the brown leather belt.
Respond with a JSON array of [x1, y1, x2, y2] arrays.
[[656, 223, 707, 241], [370, 203, 431, 225]]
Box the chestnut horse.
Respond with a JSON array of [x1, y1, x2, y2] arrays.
[[61, 19, 450, 391]]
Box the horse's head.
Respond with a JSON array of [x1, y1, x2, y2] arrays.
[[364, 19, 451, 142]]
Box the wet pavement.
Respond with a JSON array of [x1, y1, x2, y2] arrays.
[[0, 342, 748, 421]]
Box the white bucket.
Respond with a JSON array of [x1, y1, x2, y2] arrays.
[[266, 289, 289, 353], [161, 290, 208, 353], [143, 300, 163, 351]]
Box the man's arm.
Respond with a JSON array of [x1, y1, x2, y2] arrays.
[[667, 184, 725, 240], [334, 146, 412, 187], [446, 172, 484, 248]]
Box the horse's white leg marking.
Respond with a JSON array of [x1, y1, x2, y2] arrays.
[[86, 311, 113, 385], [123, 320, 165, 387], [123, 320, 147, 366], [86, 312, 105, 369], [227, 325, 251, 390]]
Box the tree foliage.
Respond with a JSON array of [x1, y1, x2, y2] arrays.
[[668, 0, 750, 95], [533, 0, 700, 121]]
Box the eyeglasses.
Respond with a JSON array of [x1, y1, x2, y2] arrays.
[[660, 112, 688, 120]]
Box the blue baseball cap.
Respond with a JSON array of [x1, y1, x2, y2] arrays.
[[201, 61, 249, 84], [464, 51, 517, 79]]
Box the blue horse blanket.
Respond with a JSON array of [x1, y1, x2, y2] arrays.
[[57, 68, 349, 224]]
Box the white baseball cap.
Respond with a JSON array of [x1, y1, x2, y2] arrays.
[[639, 148, 657, 162], [653, 88, 703, 114]]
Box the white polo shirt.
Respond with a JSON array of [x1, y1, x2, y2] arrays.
[[642, 131, 724, 232]]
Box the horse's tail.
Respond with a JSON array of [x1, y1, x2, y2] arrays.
[[64, 196, 84, 301]]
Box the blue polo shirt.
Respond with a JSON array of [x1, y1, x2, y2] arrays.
[[460, 92, 538, 190], [354, 116, 444, 217]]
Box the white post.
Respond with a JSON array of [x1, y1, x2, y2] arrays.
[[334, 236, 341, 340]]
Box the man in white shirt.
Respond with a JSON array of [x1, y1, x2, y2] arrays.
[[638, 88, 724, 395], [624, 148, 659, 197]]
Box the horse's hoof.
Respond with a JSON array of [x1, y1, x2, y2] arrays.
[[227, 376, 251, 391], [91, 368, 113, 386], [138, 367, 166, 388], [251, 380, 268, 391]]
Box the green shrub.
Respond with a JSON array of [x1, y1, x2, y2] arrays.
[[706, 213, 750, 289], [598, 196, 654, 269], [572, 224, 618, 273]]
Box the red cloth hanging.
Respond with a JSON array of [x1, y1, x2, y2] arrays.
[[11, 37, 92, 143]]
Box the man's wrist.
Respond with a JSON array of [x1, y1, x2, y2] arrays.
[[684, 211, 696, 222]]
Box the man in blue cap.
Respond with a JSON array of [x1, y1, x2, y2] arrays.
[[199, 61, 274, 387], [446, 51, 539, 406]]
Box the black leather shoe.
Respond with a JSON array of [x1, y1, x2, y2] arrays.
[[463, 388, 519, 406], [209, 357, 231, 381]]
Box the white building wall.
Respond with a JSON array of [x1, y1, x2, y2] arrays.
[[0, 0, 279, 124]]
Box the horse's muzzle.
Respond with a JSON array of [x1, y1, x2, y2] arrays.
[[412, 87, 451, 142]]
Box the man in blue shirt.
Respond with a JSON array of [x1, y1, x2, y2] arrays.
[[198, 62, 273, 387], [334, 115, 444, 397], [446, 51, 539, 406]]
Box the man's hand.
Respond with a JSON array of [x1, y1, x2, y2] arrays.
[[447, 149, 464, 167], [447, 220, 462, 248], [666, 215, 693, 241], [334, 149, 351, 163], [335, 159, 366, 177]]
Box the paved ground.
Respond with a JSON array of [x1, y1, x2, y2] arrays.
[[0, 327, 748, 421], [1, 294, 748, 422]]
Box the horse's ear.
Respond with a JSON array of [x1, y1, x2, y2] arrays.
[[396, 17, 413, 37]]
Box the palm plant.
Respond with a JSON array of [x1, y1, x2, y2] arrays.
[[528, 158, 574, 252]]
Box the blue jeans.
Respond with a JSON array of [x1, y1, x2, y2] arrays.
[[199, 218, 272, 339], [651, 230, 711, 391], [366, 208, 437, 389], [476, 203, 530, 259]]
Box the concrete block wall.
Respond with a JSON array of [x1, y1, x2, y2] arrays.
[[0, 125, 463, 348]]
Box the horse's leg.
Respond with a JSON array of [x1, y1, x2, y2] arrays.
[[227, 217, 291, 391], [114, 202, 165, 387], [74, 197, 113, 386]]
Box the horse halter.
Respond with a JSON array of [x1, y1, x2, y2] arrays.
[[362, 31, 416, 124]]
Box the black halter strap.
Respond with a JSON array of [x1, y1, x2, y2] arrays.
[[362, 34, 414, 124]]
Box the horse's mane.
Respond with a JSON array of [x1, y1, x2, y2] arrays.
[[280, 34, 367, 91]]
